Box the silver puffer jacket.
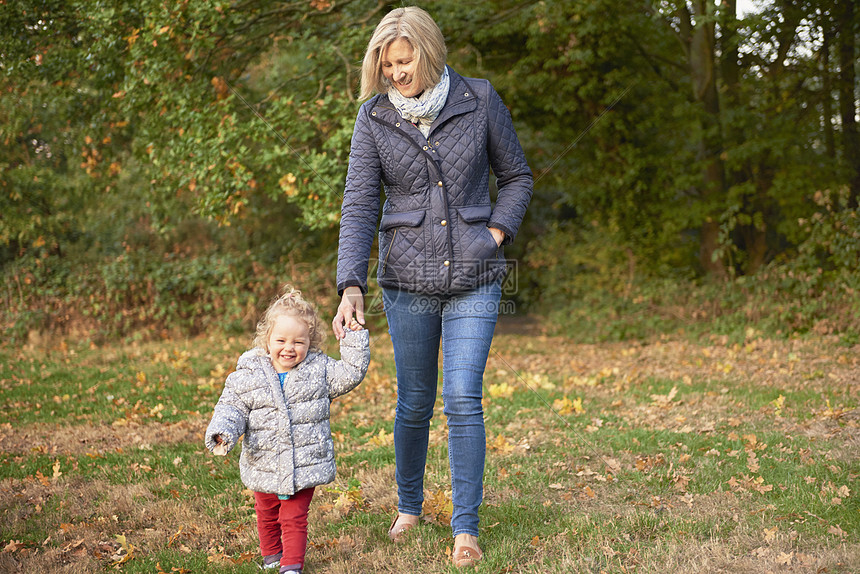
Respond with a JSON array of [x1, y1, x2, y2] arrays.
[[337, 67, 533, 295], [204, 329, 370, 495]]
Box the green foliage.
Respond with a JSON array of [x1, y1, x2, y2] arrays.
[[1, 218, 340, 344], [2, 0, 860, 343], [521, 204, 859, 343]]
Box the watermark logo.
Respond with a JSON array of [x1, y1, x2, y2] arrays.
[[359, 258, 520, 316]]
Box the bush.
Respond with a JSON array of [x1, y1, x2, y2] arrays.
[[1, 238, 339, 345], [519, 197, 859, 344]]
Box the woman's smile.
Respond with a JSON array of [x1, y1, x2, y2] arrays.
[[381, 38, 422, 98]]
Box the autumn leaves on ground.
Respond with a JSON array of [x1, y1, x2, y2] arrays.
[[0, 322, 858, 573]]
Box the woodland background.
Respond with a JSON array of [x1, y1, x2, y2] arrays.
[[1, 0, 859, 341]]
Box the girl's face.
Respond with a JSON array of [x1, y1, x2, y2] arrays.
[[267, 315, 310, 372], [381, 37, 422, 98]]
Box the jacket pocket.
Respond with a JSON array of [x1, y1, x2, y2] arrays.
[[456, 205, 498, 263], [379, 209, 426, 274], [457, 204, 493, 224], [379, 209, 427, 231]]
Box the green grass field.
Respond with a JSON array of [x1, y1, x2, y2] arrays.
[[1, 323, 857, 573]]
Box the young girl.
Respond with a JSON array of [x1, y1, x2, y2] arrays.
[[206, 285, 369, 574]]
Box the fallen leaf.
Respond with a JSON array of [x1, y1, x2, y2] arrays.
[[650, 386, 678, 407], [168, 526, 184, 547], [422, 489, 453, 525], [553, 396, 584, 415], [489, 434, 515, 454], [367, 428, 393, 447], [763, 526, 778, 543], [488, 382, 515, 399], [2, 540, 25, 553]]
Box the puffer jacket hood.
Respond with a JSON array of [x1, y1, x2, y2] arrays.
[[204, 329, 369, 496], [337, 67, 532, 295]]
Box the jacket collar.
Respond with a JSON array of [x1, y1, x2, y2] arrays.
[[369, 67, 477, 142], [432, 68, 476, 132]]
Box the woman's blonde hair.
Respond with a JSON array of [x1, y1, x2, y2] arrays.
[[359, 6, 447, 101], [253, 285, 325, 352]]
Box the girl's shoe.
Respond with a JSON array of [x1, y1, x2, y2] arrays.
[[388, 513, 419, 542], [259, 553, 282, 570]]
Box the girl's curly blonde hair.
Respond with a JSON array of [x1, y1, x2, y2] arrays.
[[253, 285, 325, 353]]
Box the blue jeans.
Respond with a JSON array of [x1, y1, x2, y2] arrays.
[[382, 279, 502, 538]]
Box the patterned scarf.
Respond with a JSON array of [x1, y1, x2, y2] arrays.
[[387, 66, 450, 139]]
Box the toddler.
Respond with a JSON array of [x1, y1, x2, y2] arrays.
[[205, 285, 369, 574]]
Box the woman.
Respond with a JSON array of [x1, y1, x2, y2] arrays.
[[332, 6, 532, 568]]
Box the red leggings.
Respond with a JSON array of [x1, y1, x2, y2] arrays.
[[254, 488, 315, 571]]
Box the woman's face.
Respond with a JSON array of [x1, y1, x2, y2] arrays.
[[381, 37, 422, 98]]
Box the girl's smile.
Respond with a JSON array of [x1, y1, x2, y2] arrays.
[[267, 315, 310, 372]]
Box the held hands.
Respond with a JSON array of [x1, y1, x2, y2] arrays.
[[333, 286, 365, 340]]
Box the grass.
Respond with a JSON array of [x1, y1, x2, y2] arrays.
[[0, 323, 858, 573]]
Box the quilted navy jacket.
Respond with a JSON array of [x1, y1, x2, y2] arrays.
[[337, 67, 533, 295]]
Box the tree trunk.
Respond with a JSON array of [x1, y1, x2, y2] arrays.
[[822, 12, 836, 158], [687, 1, 728, 278], [837, 0, 859, 207]]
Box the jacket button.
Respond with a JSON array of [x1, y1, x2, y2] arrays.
[[371, 111, 376, 116], [435, 141, 440, 146], [443, 260, 450, 267], [464, 92, 469, 96], [395, 122, 400, 127], [423, 146, 428, 150], [437, 181, 443, 187], [441, 219, 447, 226]]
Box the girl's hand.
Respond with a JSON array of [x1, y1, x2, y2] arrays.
[[348, 318, 364, 331], [212, 434, 228, 456], [333, 286, 365, 340]]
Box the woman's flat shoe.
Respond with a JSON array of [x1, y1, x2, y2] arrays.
[[388, 514, 417, 543], [452, 544, 483, 568]]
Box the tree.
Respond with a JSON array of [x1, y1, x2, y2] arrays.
[[2, 0, 856, 286], [0, 0, 381, 261], [449, 0, 856, 279]]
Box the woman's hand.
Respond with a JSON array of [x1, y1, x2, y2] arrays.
[[488, 227, 505, 247], [333, 286, 365, 340]]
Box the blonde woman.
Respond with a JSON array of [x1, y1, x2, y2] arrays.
[[332, 6, 532, 568]]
